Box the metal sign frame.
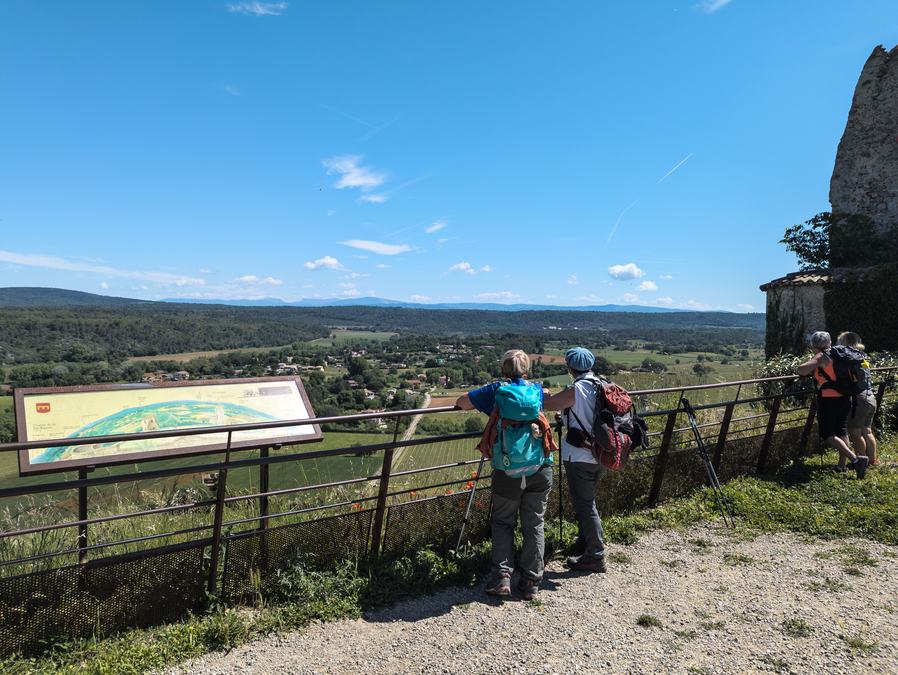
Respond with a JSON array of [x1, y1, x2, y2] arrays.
[[14, 376, 322, 475]]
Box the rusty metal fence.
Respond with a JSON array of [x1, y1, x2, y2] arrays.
[[0, 369, 895, 655]]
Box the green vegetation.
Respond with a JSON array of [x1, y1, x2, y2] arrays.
[[780, 618, 813, 637], [636, 614, 662, 628], [841, 635, 878, 654]]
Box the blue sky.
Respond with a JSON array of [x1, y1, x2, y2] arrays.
[[1, 1, 896, 311]]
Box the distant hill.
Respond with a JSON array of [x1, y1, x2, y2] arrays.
[[0, 287, 148, 307], [161, 295, 695, 314]]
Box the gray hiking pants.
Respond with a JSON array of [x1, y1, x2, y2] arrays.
[[490, 466, 552, 581], [564, 460, 605, 560]]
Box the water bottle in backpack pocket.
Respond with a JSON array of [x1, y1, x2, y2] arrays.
[[494, 382, 551, 487]]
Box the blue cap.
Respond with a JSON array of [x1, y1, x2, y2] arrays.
[[565, 347, 595, 372]]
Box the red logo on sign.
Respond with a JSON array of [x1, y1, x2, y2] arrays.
[[35, 403, 51, 414]]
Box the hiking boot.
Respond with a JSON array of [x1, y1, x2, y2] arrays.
[[518, 577, 539, 601], [853, 456, 869, 479], [565, 555, 607, 573], [485, 574, 511, 597]]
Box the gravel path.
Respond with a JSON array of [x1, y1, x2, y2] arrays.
[[168, 525, 897, 674]]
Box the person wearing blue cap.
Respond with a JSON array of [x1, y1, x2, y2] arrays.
[[544, 346, 607, 573]]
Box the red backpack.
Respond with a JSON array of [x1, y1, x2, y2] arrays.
[[566, 376, 648, 471]]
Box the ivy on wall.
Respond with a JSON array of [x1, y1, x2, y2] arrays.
[[824, 263, 898, 352], [765, 290, 809, 357]]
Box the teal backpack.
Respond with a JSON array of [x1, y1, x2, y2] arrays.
[[493, 382, 552, 485]]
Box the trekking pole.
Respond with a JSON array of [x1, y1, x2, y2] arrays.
[[456, 453, 487, 551], [680, 397, 736, 529], [555, 413, 564, 543]]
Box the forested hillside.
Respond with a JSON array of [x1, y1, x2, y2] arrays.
[[0, 307, 330, 363]]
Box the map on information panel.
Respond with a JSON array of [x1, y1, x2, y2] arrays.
[[14, 377, 321, 475]]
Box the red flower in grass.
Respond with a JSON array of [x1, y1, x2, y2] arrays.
[[351, 503, 362, 510], [410, 490, 418, 498], [465, 481, 476, 489]]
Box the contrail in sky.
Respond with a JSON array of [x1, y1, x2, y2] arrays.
[[656, 152, 694, 184], [605, 200, 639, 245]]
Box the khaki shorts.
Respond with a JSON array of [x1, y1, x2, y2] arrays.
[[848, 391, 877, 430]]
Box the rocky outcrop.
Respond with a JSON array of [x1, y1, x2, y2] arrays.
[[829, 44, 898, 234]]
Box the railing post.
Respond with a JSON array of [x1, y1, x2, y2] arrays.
[[756, 395, 783, 474], [712, 401, 736, 472], [873, 380, 887, 429], [648, 409, 678, 506], [207, 431, 232, 597], [798, 394, 817, 459], [77, 467, 89, 567], [259, 446, 270, 572], [369, 418, 401, 557]]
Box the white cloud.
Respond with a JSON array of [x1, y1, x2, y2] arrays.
[[227, 2, 288, 16], [323, 155, 385, 192], [327, 209, 337, 217], [577, 294, 601, 302], [607, 263, 644, 280], [567, 274, 578, 285], [338, 282, 356, 289], [341, 239, 411, 255], [409, 294, 431, 302], [221, 84, 240, 96], [304, 255, 343, 271], [0, 249, 205, 286], [436, 238, 449, 244], [737, 303, 755, 312], [655, 296, 674, 306], [199, 268, 213, 274], [376, 263, 390, 269], [234, 275, 283, 286], [636, 280, 658, 292], [99, 281, 109, 290], [659, 274, 673, 281], [339, 287, 361, 298], [474, 291, 520, 302], [449, 262, 490, 275], [621, 293, 640, 303], [359, 193, 388, 204], [686, 299, 712, 310], [343, 272, 368, 279], [545, 294, 558, 300], [426, 220, 447, 234], [696, 0, 731, 13]]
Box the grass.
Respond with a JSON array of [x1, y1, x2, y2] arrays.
[[841, 635, 878, 654], [804, 577, 848, 593], [781, 618, 813, 637], [723, 552, 755, 566], [636, 614, 662, 628]]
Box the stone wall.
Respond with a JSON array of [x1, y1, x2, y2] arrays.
[[829, 44, 898, 234], [764, 284, 825, 356]]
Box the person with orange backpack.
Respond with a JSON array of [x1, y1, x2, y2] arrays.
[[455, 349, 556, 600], [796, 331, 869, 478]]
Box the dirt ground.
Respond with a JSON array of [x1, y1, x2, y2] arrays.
[[167, 524, 897, 674]]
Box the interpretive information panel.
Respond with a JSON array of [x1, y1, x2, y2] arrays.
[[15, 377, 321, 475]]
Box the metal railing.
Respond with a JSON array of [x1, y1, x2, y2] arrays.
[[0, 368, 895, 656]]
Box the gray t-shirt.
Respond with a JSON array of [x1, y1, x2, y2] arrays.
[[561, 375, 599, 464]]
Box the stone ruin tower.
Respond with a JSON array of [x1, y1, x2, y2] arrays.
[[762, 45, 898, 356]]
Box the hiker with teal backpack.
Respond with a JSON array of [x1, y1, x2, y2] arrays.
[[455, 349, 557, 600]]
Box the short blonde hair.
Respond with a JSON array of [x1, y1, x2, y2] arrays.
[[500, 349, 530, 379], [837, 331, 865, 351]]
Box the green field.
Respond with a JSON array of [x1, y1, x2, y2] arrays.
[[0, 431, 394, 513], [309, 330, 397, 347]]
